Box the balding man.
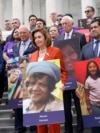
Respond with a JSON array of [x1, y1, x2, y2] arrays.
[[13, 25, 36, 57], [54, 15, 86, 49]]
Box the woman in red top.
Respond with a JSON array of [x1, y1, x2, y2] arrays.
[[30, 28, 67, 133]]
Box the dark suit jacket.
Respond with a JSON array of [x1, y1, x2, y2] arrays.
[[0, 46, 4, 75], [80, 41, 97, 60], [54, 31, 86, 50], [12, 41, 36, 57]]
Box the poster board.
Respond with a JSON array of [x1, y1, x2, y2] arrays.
[[23, 59, 65, 126], [7, 55, 30, 109], [54, 38, 80, 90], [74, 58, 100, 127]]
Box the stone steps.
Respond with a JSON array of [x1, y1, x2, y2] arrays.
[[0, 92, 91, 133], [0, 126, 14, 133], [0, 91, 15, 133]]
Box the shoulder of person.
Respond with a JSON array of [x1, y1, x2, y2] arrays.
[[30, 50, 38, 60], [45, 97, 63, 111], [73, 31, 85, 36], [82, 41, 92, 50], [13, 41, 20, 48], [49, 46, 61, 51]]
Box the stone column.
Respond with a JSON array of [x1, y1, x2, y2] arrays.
[[81, 0, 96, 18], [0, 0, 4, 29], [24, 0, 33, 26], [12, 0, 23, 24], [46, 0, 58, 26]]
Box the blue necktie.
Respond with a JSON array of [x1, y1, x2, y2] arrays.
[[94, 41, 99, 57]]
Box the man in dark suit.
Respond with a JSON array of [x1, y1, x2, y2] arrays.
[[81, 17, 100, 133], [12, 25, 36, 133], [54, 16, 86, 133], [54, 16, 86, 50]]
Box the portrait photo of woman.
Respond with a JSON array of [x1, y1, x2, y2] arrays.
[[23, 61, 63, 114]]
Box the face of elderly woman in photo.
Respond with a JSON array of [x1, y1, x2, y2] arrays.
[[62, 45, 79, 73], [27, 74, 50, 104], [34, 31, 46, 48]]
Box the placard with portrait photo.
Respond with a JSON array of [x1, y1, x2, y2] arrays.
[[74, 58, 100, 127], [7, 55, 30, 109], [23, 59, 65, 126], [54, 38, 80, 90]]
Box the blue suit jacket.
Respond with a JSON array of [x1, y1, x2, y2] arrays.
[[54, 31, 86, 50], [12, 41, 36, 57], [80, 41, 97, 60]]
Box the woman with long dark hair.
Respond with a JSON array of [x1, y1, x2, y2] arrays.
[[3, 28, 20, 61]]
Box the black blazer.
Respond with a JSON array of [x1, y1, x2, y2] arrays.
[[12, 41, 36, 57], [54, 31, 87, 50]]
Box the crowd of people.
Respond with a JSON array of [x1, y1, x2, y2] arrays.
[[0, 5, 100, 133]]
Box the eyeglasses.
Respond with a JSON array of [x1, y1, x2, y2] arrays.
[[85, 10, 92, 13], [30, 19, 36, 21], [12, 22, 18, 24]]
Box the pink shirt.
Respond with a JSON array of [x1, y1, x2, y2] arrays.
[[85, 76, 100, 106]]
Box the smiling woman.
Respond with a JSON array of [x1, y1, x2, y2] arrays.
[[28, 28, 67, 133]]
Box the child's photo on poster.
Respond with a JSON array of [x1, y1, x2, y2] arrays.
[[74, 58, 100, 127]]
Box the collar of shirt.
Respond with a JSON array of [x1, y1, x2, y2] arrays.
[[21, 38, 31, 50], [65, 29, 73, 39], [93, 39, 100, 57]]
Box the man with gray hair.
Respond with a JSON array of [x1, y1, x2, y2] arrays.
[[54, 15, 86, 49], [13, 25, 36, 57]]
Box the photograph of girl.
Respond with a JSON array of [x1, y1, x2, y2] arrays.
[[84, 60, 100, 115], [74, 58, 100, 128]]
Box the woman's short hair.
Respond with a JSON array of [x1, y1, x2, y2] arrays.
[[32, 28, 52, 48]]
